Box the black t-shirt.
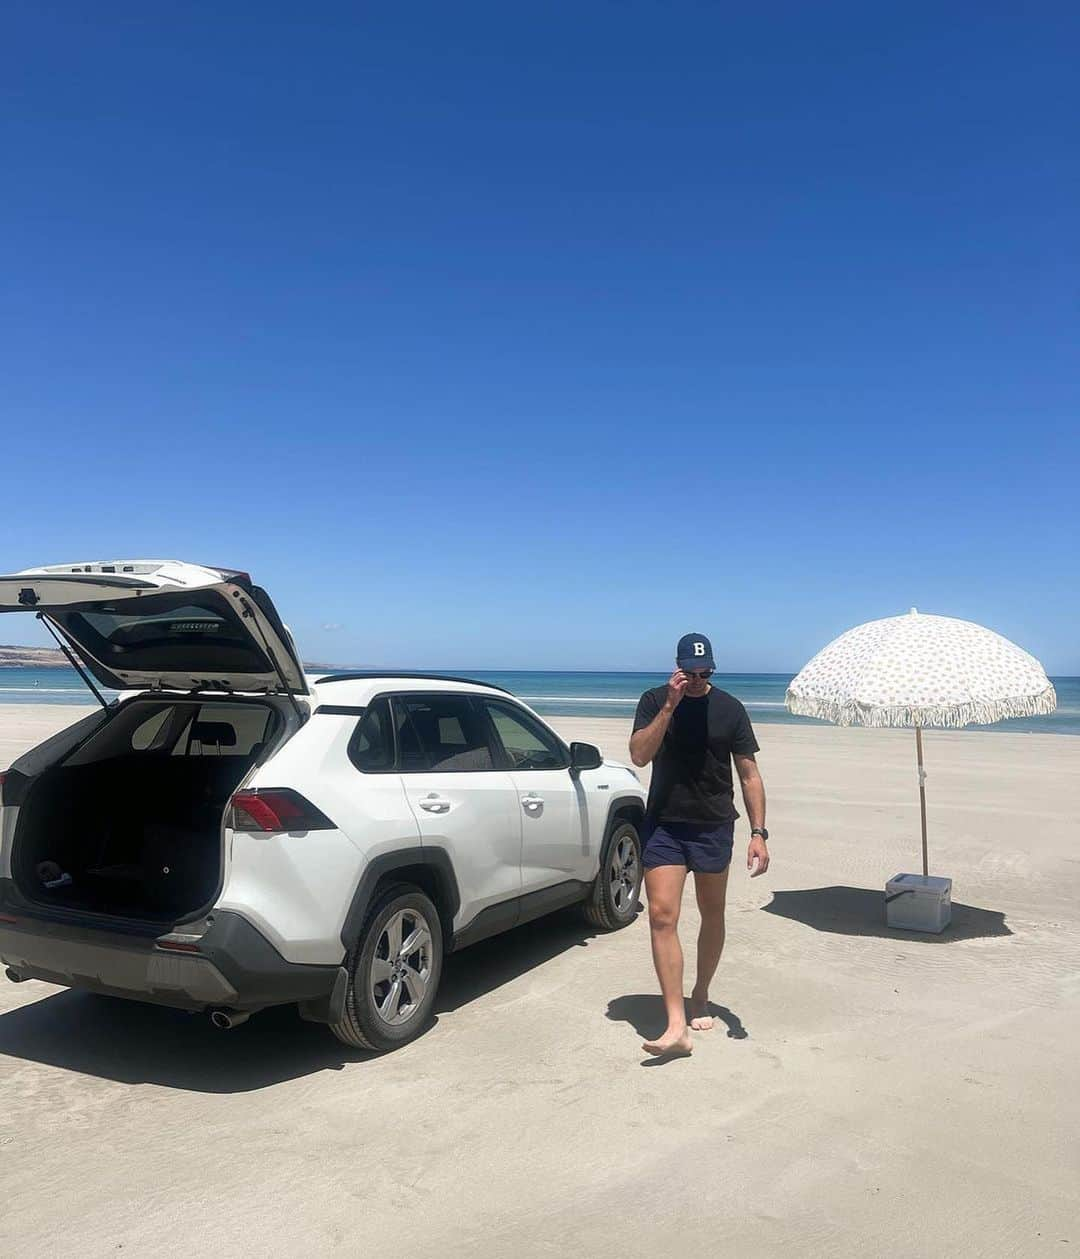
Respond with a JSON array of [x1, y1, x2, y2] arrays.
[[633, 686, 760, 825]]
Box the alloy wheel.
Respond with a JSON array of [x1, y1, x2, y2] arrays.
[[609, 833, 639, 915], [369, 907, 433, 1026]]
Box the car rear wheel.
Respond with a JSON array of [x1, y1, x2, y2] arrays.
[[583, 820, 642, 930], [330, 883, 443, 1052]]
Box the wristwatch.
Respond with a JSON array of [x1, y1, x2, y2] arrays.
[[751, 827, 769, 841]]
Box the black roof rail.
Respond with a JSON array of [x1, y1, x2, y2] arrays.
[[310, 671, 512, 695]]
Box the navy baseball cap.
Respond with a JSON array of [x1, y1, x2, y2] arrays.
[[676, 632, 715, 670]]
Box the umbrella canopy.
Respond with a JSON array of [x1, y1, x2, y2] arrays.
[[785, 609, 1056, 729], [786, 609, 1056, 878]]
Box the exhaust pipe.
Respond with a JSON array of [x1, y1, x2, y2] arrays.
[[209, 1008, 251, 1030]]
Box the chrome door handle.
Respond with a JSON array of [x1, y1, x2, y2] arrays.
[[419, 794, 451, 814], [521, 795, 544, 810]]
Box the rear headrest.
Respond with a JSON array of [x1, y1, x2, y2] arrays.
[[190, 721, 237, 747]]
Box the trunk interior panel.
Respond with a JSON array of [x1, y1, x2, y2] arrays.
[[12, 698, 277, 923]]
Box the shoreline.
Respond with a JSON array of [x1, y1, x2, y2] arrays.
[[2, 666, 1078, 735]]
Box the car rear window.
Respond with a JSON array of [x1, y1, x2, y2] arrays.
[[51, 590, 272, 676]]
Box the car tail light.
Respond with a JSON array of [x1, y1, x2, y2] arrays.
[[229, 789, 334, 833]]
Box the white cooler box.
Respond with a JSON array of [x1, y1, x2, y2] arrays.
[[885, 874, 952, 933]]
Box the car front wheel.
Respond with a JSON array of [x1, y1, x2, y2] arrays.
[[330, 883, 443, 1052], [583, 819, 642, 930]]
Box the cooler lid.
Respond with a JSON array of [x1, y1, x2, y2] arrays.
[[886, 873, 952, 896]]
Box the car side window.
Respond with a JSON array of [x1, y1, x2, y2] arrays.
[[482, 701, 569, 771], [130, 707, 173, 751], [393, 694, 496, 772], [348, 698, 394, 773]]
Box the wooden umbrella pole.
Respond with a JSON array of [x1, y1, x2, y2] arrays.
[[915, 724, 929, 877]]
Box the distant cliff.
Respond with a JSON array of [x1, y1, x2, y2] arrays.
[[0, 645, 71, 667]]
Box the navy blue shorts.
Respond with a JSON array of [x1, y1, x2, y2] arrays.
[[642, 821, 735, 873]]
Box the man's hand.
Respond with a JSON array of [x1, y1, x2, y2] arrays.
[[630, 674, 685, 766], [747, 834, 770, 877], [665, 669, 689, 712]]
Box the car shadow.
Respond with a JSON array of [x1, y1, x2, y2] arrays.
[[435, 906, 602, 1013], [606, 993, 749, 1066], [0, 907, 614, 1093], [761, 886, 1012, 941], [0, 992, 373, 1092]]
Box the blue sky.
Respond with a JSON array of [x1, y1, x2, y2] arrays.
[[2, 3, 1077, 673]]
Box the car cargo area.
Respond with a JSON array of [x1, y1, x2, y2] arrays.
[[11, 698, 279, 923]]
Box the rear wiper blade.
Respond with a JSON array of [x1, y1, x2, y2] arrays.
[[38, 614, 110, 711]]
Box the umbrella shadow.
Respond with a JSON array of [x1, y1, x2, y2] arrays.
[[761, 886, 1011, 941]]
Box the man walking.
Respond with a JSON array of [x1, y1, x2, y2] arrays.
[[629, 633, 769, 1057]]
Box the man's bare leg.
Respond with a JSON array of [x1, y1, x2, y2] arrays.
[[642, 864, 692, 1056], [690, 868, 730, 1030]]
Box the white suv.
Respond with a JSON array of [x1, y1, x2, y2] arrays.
[[0, 560, 646, 1050]]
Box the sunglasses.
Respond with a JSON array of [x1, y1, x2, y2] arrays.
[[683, 669, 714, 679]]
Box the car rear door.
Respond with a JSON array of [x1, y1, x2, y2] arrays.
[[0, 560, 306, 696], [477, 698, 593, 890], [392, 692, 522, 932]]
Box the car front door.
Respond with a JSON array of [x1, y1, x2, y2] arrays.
[[392, 693, 522, 934], [478, 698, 593, 892]]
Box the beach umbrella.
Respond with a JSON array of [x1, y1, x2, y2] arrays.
[[785, 609, 1056, 876]]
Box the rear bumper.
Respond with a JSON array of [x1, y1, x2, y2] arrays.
[[0, 894, 346, 1021]]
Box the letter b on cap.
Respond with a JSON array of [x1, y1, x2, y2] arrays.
[[693, 642, 705, 656]]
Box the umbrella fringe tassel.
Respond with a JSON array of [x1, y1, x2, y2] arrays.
[[784, 684, 1058, 729]]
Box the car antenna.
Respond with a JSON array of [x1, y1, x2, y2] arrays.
[[37, 613, 110, 711], [237, 596, 305, 723]]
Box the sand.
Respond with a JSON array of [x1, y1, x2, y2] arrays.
[[1, 704, 1078, 1257]]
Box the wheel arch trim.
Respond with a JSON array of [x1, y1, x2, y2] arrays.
[[339, 847, 461, 950], [603, 794, 646, 837]]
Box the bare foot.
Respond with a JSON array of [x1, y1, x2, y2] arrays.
[[642, 1027, 693, 1057], [689, 993, 714, 1031]]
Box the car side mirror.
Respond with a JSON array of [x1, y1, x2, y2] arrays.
[[569, 741, 603, 773]]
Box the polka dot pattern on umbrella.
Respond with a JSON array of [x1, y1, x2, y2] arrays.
[[785, 609, 1056, 728]]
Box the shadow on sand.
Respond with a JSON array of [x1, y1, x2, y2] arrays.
[[436, 907, 601, 1013], [0, 907, 609, 1094], [761, 886, 1012, 941], [606, 993, 748, 1065]]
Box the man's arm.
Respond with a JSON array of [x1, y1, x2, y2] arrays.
[[629, 671, 687, 767], [734, 752, 769, 876]]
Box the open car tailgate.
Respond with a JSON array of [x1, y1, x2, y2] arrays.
[[0, 560, 307, 696]]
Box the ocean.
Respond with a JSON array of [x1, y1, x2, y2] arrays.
[[1, 666, 1078, 736]]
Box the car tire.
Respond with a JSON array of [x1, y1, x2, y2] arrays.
[[330, 883, 443, 1052], [583, 819, 642, 931]]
